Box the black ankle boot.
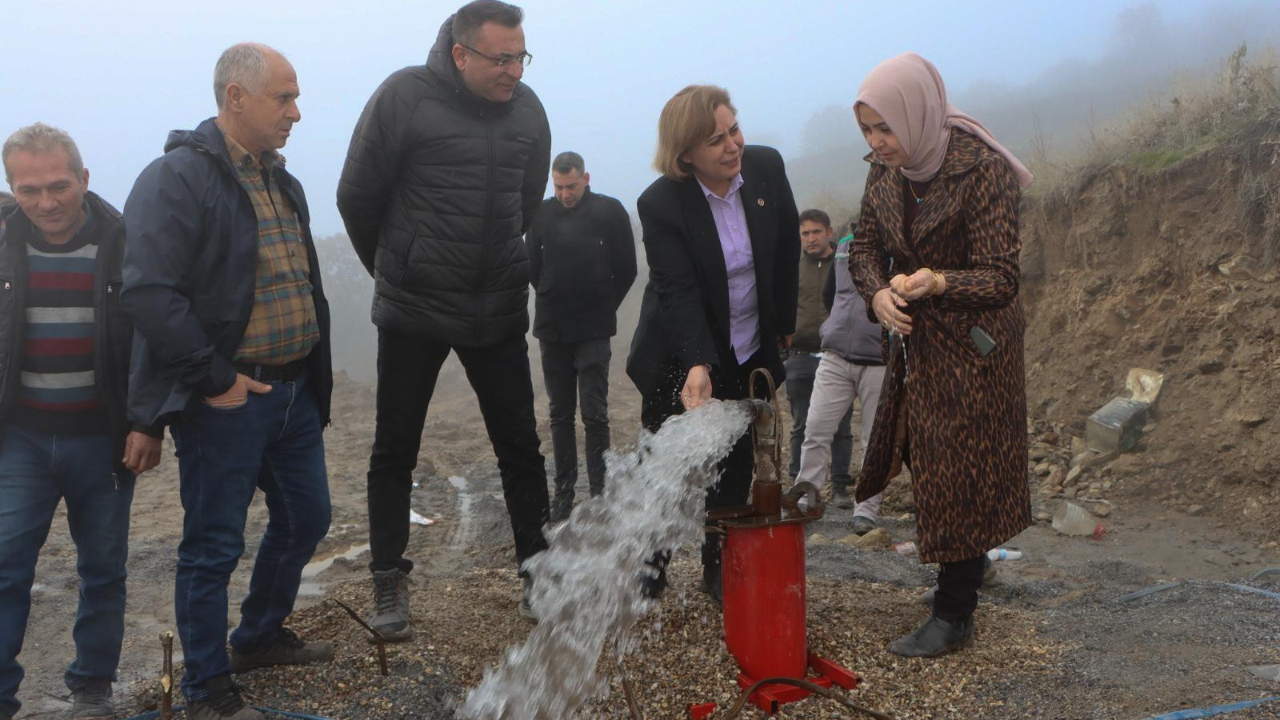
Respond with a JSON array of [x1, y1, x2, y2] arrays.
[[888, 615, 974, 658], [700, 564, 723, 607], [639, 550, 671, 600], [700, 534, 723, 608]]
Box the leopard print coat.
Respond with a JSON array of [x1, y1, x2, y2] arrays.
[[849, 129, 1032, 564]]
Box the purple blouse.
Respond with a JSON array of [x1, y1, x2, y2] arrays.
[[698, 174, 760, 364]]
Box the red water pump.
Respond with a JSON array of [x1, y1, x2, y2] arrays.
[[690, 371, 860, 718]]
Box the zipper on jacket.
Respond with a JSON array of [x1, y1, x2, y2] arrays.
[[477, 116, 496, 344]]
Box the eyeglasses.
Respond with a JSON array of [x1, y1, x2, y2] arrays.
[[460, 43, 533, 70]]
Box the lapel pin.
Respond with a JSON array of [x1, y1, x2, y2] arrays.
[[757, 198, 765, 207]]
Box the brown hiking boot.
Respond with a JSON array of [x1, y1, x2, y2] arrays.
[[186, 675, 264, 720], [228, 628, 333, 674]]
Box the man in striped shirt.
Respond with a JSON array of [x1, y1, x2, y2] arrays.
[[0, 124, 163, 720]]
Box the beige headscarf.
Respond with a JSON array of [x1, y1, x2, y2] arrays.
[[854, 52, 1034, 187]]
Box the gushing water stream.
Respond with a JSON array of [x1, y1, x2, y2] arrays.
[[459, 399, 754, 719]]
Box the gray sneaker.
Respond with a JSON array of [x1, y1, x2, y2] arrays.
[[851, 515, 878, 536], [186, 675, 265, 720], [369, 569, 413, 641], [229, 628, 334, 674], [71, 680, 114, 720], [518, 575, 538, 624]]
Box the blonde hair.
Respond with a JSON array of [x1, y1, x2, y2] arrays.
[[653, 85, 737, 181]]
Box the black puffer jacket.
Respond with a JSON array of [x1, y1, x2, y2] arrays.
[[337, 15, 552, 347]]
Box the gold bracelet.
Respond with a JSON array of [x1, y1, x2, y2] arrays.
[[931, 270, 945, 296], [918, 267, 939, 296]]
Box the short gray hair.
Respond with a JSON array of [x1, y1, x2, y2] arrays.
[[214, 43, 276, 108], [3, 123, 85, 185]]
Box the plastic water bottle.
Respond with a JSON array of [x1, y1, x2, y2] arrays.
[[987, 548, 1023, 561]]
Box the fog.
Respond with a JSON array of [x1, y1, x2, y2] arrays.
[[4, 0, 1277, 382]]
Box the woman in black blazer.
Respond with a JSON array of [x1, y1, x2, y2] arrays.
[[626, 84, 800, 604]]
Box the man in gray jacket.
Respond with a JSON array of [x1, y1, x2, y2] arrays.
[[337, 0, 552, 634], [795, 223, 886, 535]]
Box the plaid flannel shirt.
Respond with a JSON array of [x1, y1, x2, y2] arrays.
[[222, 130, 321, 365]]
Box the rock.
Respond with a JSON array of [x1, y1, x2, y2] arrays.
[[1092, 503, 1113, 518], [1046, 467, 1066, 487], [1198, 358, 1225, 374], [1034, 462, 1052, 476], [1070, 435, 1088, 456], [1187, 504, 1206, 517], [1035, 511, 1052, 522], [853, 528, 894, 550], [809, 533, 831, 547], [1236, 411, 1268, 429], [1065, 466, 1084, 485], [1029, 447, 1053, 462], [1040, 431, 1060, 444]]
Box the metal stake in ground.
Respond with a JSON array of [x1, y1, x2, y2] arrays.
[[329, 598, 389, 676]]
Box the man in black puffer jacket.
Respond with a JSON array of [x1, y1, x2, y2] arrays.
[[337, 0, 552, 633]]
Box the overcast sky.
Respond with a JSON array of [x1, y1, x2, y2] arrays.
[[0, 0, 1262, 235]]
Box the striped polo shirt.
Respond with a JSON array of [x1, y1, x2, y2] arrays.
[[16, 214, 109, 435]]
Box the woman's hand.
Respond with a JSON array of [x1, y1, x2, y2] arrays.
[[681, 364, 713, 410], [873, 286, 913, 335], [891, 269, 945, 301]]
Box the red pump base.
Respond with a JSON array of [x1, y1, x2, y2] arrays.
[[687, 653, 859, 718]]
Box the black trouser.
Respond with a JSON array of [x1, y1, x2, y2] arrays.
[[934, 556, 985, 622], [539, 338, 612, 502], [641, 347, 774, 571], [367, 328, 550, 574]]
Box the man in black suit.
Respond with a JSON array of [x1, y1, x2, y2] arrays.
[[627, 85, 799, 604]]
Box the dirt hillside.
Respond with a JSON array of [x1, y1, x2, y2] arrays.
[[1018, 52, 1280, 546]]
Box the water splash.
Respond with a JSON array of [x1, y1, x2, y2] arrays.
[[459, 399, 754, 719]]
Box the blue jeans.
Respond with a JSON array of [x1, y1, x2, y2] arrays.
[[170, 371, 330, 701], [0, 426, 133, 717]]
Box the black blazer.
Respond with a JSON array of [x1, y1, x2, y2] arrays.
[[626, 145, 800, 400]]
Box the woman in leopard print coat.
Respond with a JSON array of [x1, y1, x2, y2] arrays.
[[848, 53, 1035, 658]]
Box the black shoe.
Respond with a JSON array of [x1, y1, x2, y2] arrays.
[[229, 627, 334, 674], [639, 565, 668, 600], [549, 494, 573, 523], [518, 575, 538, 623], [186, 674, 265, 720], [70, 679, 114, 720], [888, 615, 974, 658], [831, 484, 855, 510], [700, 565, 723, 608]]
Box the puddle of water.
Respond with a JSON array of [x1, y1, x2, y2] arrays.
[[301, 543, 372, 580], [459, 399, 753, 719], [297, 543, 371, 597], [449, 476, 475, 549]]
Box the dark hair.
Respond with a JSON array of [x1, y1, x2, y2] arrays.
[[452, 0, 524, 47], [799, 209, 831, 228], [552, 151, 584, 175]]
